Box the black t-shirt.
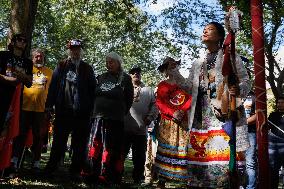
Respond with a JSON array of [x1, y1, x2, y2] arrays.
[[64, 62, 78, 115], [93, 72, 133, 121], [0, 51, 33, 128], [269, 111, 284, 139]]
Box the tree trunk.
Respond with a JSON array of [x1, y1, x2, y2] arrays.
[[266, 53, 279, 99], [277, 70, 284, 96], [9, 0, 39, 57], [264, 0, 283, 99]]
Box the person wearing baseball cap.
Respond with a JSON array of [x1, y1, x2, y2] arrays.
[[129, 67, 141, 75], [123, 66, 158, 185], [66, 39, 83, 49], [44, 39, 96, 181], [66, 39, 83, 65]]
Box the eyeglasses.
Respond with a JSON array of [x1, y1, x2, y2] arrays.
[[17, 37, 27, 43]]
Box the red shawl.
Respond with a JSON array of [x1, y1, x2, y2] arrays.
[[156, 81, 192, 120]]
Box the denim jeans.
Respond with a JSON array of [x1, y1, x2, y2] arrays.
[[245, 132, 257, 189], [268, 133, 284, 189]]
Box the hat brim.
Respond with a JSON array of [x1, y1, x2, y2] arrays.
[[157, 62, 169, 72], [158, 60, 181, 72], [68, 45, 82, 49]]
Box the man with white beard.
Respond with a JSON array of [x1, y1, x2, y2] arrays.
[[9, 49, 52, 173], [44, 39, 96, 181]]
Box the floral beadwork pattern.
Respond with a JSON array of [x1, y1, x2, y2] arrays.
[[188, 90, 230, 188]]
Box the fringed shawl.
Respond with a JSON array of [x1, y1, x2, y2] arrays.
[[187, 49, 251, 131]]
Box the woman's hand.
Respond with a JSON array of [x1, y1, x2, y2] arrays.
[[143, 117, 152, 126], [0, 73, 19, 86], [228, 85, 239, 96], [13, 70, 32, 87], [173, 110, 184, 123], [12, 70, 24, 80]]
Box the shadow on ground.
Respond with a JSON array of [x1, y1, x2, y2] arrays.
[[0, 149, 187, 189]]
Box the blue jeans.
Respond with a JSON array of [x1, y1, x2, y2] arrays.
[[268, 133, 284, 189], [245, 132, 257, 189]]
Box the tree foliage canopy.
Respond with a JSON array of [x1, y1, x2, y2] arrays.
[[219, 0, 284, 98], [0, 0, 283, 93]]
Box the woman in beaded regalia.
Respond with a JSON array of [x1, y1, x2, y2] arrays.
[[154, 57, 192, 188], [186, 22, 250, 188]]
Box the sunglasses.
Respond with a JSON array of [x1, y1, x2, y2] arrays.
[[17, 37, 27, 43], [130, 72, 141, 75]]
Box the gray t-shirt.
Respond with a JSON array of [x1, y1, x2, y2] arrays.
[[124, 85, 158, 135]]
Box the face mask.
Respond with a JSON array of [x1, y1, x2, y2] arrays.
[[35, 64, 43, 68]]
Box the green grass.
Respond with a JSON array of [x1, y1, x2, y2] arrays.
[[0, 148, 187, 189]]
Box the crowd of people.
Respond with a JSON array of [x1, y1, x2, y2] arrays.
[[0, 21, 283, 189]]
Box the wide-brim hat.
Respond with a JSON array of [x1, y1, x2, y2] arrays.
[[129, 67, 141, 74], [158, 56, 181, 72], [8, 33, 27, 52]]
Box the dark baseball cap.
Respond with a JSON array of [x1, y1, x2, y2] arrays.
[[67, 39, 83, 49], [129, 67, 142, 74]]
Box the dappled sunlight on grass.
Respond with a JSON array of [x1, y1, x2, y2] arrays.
[[0, 146, 188, 188]]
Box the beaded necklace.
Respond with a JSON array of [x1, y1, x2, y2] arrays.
[[206, 51, 218, 70]]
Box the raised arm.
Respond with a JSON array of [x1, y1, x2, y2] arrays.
[[235, 55, 251, 98]]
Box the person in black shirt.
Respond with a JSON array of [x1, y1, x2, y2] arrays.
[[44, 39, 96, 181], [268, 96, 284, 189], [87, 52, 133, 186], [0, 33, 33, 175], [0, 33, 33, 135]]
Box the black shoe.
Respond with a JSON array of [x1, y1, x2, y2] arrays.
[[4, 164, 18, 178], [69, 173, 83, 183], [133, 179, 143, 185], [141, 182, 152, 187], [31, 167, 41, 174], [41, 146, 48, 153], [42, 167, 55, 178], [156, 180, 166, 189], [98, 175, 110, 186], [84, 174, 100, 185]]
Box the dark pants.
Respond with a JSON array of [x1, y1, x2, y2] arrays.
[[89, 118, 124, 184], [0, 90, 14, 133], [13, 111, 46, 162], [45, 116, 91, 174], [268, 133, 284, 189], [124, 133, 147, 182]]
